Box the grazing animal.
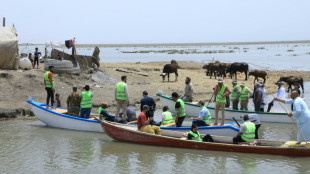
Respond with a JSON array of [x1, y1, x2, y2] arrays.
[[249, 70, 267, 84], [160, 59, 180, 81], [203, 62, 226, 79], [279, 76, 304, 93], [226, 62, 249, 81]]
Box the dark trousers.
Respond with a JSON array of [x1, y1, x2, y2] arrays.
[[203, 134, 214, 142], [260, 108, 264, 112], [254, 101, 262, 112], [192, 120, 209, 127], [233, 136, 246, 144], [232, 100, 239, 110], [267, 102, 274, 112], [176, 116, 185, 127], [255, 124, 261, 139], [80, 108, 91, 119], [45, 87, 54, 107], [146, 109, 155, 125]]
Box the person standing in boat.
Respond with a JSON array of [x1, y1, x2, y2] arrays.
[[44, 66, 55, 109], [67, 86, 81, 117], [184, 124, 214, 142], [191, 100, 211, 126], [180, 77, 194, 102], [213, 79, 231, 125], [231, 79, 241, 110], [140, 91, 156, 124], [267, 80, 285, 112], [80, 85, 93, 119], [160, 106, 174, 126], [233, 115, 256, 144], [114, 75, 129, 124], [172, 92, 186, 127], [239, 82, 253, 111], [253, 83, 263, 112], [274, 91, 310, 143], [260, 83, 266, 112], [137, 105, 161, 135]]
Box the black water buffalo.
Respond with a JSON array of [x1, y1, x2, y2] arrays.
[[249, 70, 267, 84], [203, 61, 226, 79], [279, 76, 304, 93], [160, 59, 180, 81], [226, 62, 249, 81]]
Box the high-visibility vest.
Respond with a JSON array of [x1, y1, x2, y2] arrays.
[[161, 111, 174, 126], [174, 98, 186, 117], [98, 107, 106, 119], [44, 71, 54, 88], [240, 87, 249, 101], [231, 85, 240, 100], [116, 82, 127, 100], [201, 106, 211, 124], [216, 84, 226, 103], [80, 91, 92, 108], [241, 121, 256, 142], [188, 131, 202, 142]]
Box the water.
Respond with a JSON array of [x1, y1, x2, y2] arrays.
[[1, 120, 310, 174], [20, 42, 310, 71]]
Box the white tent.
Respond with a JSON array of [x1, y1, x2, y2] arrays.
[[0, 27, 18, 69]]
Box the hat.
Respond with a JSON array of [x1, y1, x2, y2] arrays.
[[143, 105, 150, 110], [232, 79, 237, 83], [217, 78, 223, 83], [275, 80, 283, 84], [240, 82, 245, 86]]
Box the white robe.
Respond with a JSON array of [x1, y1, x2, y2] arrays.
[[285, 97, 310, 142]]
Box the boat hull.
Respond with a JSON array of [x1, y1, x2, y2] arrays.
[[157, 94, 291, 123]]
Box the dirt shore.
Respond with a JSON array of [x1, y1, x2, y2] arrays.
[[1, 61, 310, 117]]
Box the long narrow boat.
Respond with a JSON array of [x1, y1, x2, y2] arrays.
[[27, 99, 239, 136], [156, 93, 291, 123], [100, 120, 310, 157]]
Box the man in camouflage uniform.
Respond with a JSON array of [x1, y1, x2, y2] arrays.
[[67, 86, 81, 116]]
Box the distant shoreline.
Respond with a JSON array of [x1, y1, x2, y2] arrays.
[[19, 40, 310, 47]]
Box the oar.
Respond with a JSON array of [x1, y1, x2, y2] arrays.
[[232, 117, 240, 128], [161, 122, 176, 127], [207, 93, 215, 107], [272, 94, 308, 144], [127, 120, 137, 124]]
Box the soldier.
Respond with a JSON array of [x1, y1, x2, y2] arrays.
[[67, 86, 81, 117]]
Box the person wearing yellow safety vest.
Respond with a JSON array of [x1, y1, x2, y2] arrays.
[[80, 85, 93, 119], [191, 100, 211, 126], [172, 92, 186, 127], [44, 66, 55, 109], [98, 102, 114, 121], [233, 114, 256, 144], [114, 75, 129, 124], [213, 79, 231, 125], [239, 82, 253, 111], [184, 124, 214, 142], [160, 106, 174, 126], [231, 79, 241, 110]]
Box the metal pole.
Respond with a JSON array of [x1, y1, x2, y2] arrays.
[[3, 17, 5, 27]]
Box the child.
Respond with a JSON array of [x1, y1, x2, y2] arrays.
[[55, 93, 61, 107], [160, 106, 174, 126]]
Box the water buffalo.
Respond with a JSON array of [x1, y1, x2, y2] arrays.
[[279, 76, 304, 93], [203, 62, 226, 79], [226, 62, 249, 81], [249, 70, 267, 84], [160, 59, 180, 81]]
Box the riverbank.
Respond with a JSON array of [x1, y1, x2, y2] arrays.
[[1, 61, 310, 119]]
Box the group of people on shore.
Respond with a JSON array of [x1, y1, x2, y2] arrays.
[[43, 66, 310, 144], [27, 47, 41, 69]]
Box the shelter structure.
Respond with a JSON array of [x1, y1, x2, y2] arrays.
[[0, 21, 18, 70]]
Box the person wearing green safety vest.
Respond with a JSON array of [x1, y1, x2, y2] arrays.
[[160, 106, 174, 126], [80, 85, 93, 119], [213, 78, 231, 126], [114, 75, 129, 124], [233, 115, 256, 144], [44, 66, 55, 109], [172, 92, 186, 127], [239, 82, 253, 111], [231, 79, 241, 110], [98, 102, 114, 121], [184, 124, 214, 142], [191, 100, 211, 126]]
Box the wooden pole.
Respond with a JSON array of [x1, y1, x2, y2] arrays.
[[272, 94, 308, 143], [3, 17, 5, 27]]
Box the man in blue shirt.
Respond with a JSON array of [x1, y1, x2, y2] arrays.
[[140, 91, 156, 124], [34, 47, 41, 69]]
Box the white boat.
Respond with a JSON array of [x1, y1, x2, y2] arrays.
[[27, 98, 240, 136], [156, 93, 292, 123], [27, 99, 104, 132]]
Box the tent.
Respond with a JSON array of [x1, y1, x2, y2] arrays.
[[0, 27, 18, 69]]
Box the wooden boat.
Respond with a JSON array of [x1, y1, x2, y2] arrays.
[[100, 120, 310, 157], [27, 98, 239, 136], [27, 99, 103, 132], [156, 93, 291, 123]]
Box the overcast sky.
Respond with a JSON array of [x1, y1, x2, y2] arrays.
[[1, 0, 310, 44]]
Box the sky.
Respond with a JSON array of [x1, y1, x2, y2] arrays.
[[1, 0, 310, 44]]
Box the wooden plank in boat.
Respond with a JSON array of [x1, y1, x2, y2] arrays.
[[52, 108, 67, 114], [161, 122, 176, 127]]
